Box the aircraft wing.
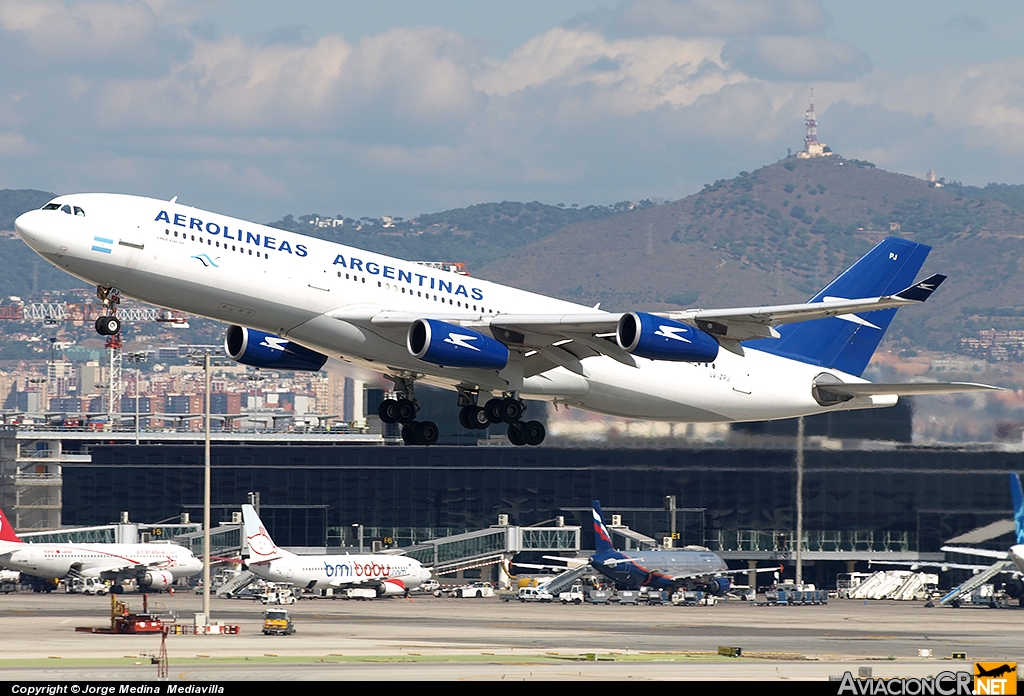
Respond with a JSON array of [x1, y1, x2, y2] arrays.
[[78, 560, 166, 580], [667, 274, 947, 341], [940, 546, 1010, 560], [868, 559, 998, 572], [338, 274, 945, 351], [667, 565, 782, 583]]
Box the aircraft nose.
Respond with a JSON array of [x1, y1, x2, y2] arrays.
[[14, 210, 55, 253]]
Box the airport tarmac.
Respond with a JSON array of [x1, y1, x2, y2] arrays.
[[0, 591, 1021, 681]]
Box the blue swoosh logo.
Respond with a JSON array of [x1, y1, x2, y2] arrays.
[[192, 254, 219, 268]]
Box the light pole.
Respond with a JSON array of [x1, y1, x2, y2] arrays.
[[189, 351, 214, 623]]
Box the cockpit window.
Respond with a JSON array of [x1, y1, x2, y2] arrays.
[[74, 206, 85, 217], [60, 205, 72, 215], [42, 203, 60, 211]]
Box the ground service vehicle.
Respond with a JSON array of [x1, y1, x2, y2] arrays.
[[262, 609, 295, 635]]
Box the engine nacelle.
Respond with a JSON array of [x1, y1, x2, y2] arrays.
[[377, 578, 407, 596], [224, 326, 328, 372], [139, 569, 174, 591], [706, 577, 731, 596], [407, 319, 509, 370], [1006, 578, 1024, 599], [617, 312, 720, 363]]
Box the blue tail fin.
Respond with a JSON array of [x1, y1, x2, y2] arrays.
[[1011, 474, 1024, 546], [748, 237, 931, 377], [592, 500, 616, 554]]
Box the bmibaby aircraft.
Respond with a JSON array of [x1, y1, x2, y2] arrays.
[[0, 507, 202, 592], [14, 194, 998, 445], [241, 504, 431, 596]]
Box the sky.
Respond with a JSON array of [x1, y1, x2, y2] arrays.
[[2, 0, 1024, 221]]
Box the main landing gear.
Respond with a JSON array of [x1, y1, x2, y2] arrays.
[[377, 376, 439, 446], [459, 394, 545, 447], [94, 286, 122, 336]]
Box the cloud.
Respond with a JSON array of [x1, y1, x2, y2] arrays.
[[570, 0, 828, 38], [722, 36, 871, 81], [1, 1, 1023, 222]]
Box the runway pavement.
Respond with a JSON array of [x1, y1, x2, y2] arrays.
[[0, 591, 1020, 681]]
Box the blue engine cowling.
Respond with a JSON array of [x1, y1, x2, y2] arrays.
[[706, 577, 731, 596], [224, 326, 328, 372], [616, 312, 720, 362], [407, 319, 509, 370]]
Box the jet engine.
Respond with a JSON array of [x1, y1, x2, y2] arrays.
[[376, 578, 407, 597], [705, 577, 731, 596], [1006, 578, 1024, 599], [616, 312, 720, 362], [407, 319, 509, 370], [224, 326, 328, 372], [138, 569, 174, 591]]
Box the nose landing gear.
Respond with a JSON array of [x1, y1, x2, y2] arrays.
[[94, 286, 122, 336]]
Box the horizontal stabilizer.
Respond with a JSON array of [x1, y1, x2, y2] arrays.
[[815, 381, 1001, 398]]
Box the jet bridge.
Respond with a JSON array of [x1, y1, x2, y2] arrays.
[[404, 525, 580, 576]]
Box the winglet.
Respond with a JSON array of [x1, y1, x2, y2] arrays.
[[0, 507, 22, 543], [1011, 473, 1024, 546], [894, 274, 946, 302], [592, 500, 616, 554]]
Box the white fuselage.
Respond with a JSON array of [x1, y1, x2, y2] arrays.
[[14, 194, 893, 422], [0, 540, 202, 580], [249, 551, 430, 592]]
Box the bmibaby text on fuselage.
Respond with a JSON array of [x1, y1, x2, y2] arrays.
[[14, 194, 998, 446]]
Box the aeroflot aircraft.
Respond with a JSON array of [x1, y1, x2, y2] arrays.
[[0, 507, 202, 591], [14, 194, 997, 445], [589, 501, 777, 594], [241, 504, 431, 596]]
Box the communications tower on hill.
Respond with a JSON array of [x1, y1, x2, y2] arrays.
[[797, 89, 832, 159]]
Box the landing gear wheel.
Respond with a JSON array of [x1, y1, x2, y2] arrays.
[[402, 420, 439, 445], [416, 420, 439, 445], [379, 399, 398, 424], [484, 398, 504, 424], [499, 398, 524, 424], [460, 405, 490, 430], [395, 399, 417, 424], [95, 315, 120, 336], [507, 422, 526, 446], [522, 420, 546, 446]]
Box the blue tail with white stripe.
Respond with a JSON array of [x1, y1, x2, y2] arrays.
[[748, 237, 931, 377], [1011, 473, 1024, 546]]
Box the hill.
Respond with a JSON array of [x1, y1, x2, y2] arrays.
[[2, 160, 1024, 354], [474, 157, 1024, 352], [0, 189, 89, 298]]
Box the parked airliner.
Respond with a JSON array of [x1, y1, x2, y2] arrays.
[[241, 504, 431, 596], [14, 194, 997, 445], [588, 501, 778, 594], [0, 507, 202, 592]]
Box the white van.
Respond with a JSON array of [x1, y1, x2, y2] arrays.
[[517, 586, 553, 602]]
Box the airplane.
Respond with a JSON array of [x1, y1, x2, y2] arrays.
[[938, 473, 1024, 604], [0, 507, 203, 592], [13, 194, 999, 446], [241, 504, 431, 596], [587, 500, 779, 595], [869, 473, 1024, 606]]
